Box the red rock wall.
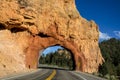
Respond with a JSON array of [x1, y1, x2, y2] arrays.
[[0, 0, 104, 76]]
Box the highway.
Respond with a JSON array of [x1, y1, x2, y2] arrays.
[[1, 69, 106, 80]]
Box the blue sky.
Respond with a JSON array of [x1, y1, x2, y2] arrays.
[[41, 46, 63, 55], [42, 0, 120, 54], [75, 0, 120, 40]]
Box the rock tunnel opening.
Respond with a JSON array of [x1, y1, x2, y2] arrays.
[[25, 36, 83, 71], [38, 45, 76, 70]]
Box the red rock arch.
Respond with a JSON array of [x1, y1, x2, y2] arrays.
[[25, 35, 86, 71]]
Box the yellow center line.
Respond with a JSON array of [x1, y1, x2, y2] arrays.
[[45, 70, 56, 80]]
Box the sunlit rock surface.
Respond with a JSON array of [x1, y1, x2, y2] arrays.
[[0, 0, 103, 77]]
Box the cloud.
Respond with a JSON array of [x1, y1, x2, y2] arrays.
[[99, 31, 111, 40], [114, 31, 120, 38]]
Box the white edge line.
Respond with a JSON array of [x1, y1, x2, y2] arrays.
[[70, 71, 87, 80], [76, 71, 106, 80]]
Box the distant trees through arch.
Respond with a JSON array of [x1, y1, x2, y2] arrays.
[[38, 46, 76, 70]]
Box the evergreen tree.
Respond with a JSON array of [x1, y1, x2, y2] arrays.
[[99, 38, 120, 79]]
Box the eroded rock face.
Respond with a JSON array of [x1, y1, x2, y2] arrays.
[[0, 0, 103, 76]]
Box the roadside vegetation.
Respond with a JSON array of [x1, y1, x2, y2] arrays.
[[98, 38, 120, 80]]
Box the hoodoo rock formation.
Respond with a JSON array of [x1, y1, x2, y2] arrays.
[[0, 0, 103, 77]]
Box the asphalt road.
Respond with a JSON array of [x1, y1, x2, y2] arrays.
[[1, 69, 106, 80]]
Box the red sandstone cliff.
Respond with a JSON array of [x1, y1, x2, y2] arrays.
[[0, 0, 103, 77]]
